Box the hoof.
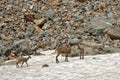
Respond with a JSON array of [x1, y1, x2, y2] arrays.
[[56, 61, 59, 63], [65, 60, 69, 62]]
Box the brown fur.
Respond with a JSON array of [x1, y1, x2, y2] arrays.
[[56, 45, 71, 63], [16, 55, 31, 68]]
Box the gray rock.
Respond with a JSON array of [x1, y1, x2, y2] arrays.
[[88, 28, 105, 36], [69, 38, 79, 45], [25, 31, 33, 38], [42, 23, 51, 30], [105, 27, 120, 40], [88, 17, 114, 29], [17, 32, 25, 39], [0, 40, 3, 46], [44, 9, 55, 19], [4, 59, 17, 65]]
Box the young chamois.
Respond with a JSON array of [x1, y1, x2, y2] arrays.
[[16, 55, 31, 68], [78, 40, 84, 59], [56, 38, 71, 63]]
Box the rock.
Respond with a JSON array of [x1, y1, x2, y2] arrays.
[[117, 18, 120, 25], [52, 1, 61, 6], [88, 17, 114, 29], [33, 24, 43, 32], [103, 46, 111, 53], [75, 0, 87, 2], [13, 39, 26, 45], [34, 18, 47, 28], [0, 34, 11, 40], [105, 27, 120, 39], [42, 64, 49, 68], [44, 9, 55, 19], [69, 38, 79, 46], [24, 14, 34, 22], [85, 47, 98, 55], [0, 56, 6, 62], [25, 31, 33, 38], [17, 32, 25, 39], [0, 40, 3, 46], [0, 23, 3, 28], [80, 41, 101, 48], [88, 28, 105, 36], [0, 0, 120, 57], [33, 13, 41, 19], [49, 38, 57, 49], [33, 6, 38, 13], [4, 59, 17, 65], [3, 44, 19, 57], [42, 23, 51, 30]]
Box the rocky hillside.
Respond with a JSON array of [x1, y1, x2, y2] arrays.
[[0, 0, 120, 62]]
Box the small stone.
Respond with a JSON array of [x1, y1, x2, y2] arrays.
[[52, 1, 61, 6], [33, 13, 41, 19], [34, 18, 47, 28], [105, 27, 120, 39], [33, 24, 43, 32], [24, 14, 34, 22], [42, 64, 49, 68]]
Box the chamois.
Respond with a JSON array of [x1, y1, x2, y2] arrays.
[[56, 38, 71, 63], [16, 55, 31, 68], [78, 40, 84, 59]]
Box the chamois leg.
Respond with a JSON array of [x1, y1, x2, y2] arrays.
[[65, 53, 69, 62], [81, 53, 84, 59], [16, 64, 19, 68], [80, 52, 82, 59], [21, 62, 24, 67], [25, 62, 29, 67], [56, 53, 60, 63]]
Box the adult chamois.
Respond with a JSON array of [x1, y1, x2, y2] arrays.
[[56, 38, 71, 63], [78, 40, 85, 59]]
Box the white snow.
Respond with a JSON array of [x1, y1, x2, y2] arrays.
[[0, 50, 120, 80]]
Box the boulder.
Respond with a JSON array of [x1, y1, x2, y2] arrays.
[[44, 9, 55, 19], [34, 18, 47, 28], [117, 18, 120, 25], [69, 38, 79, 46], [33, 24, 43, 32], [105, 27, 120, 39], [80, 41, 101, 48], [4, 59, 17, 65], [85, 47, 98, 55], [88, 28, 105, 36]]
